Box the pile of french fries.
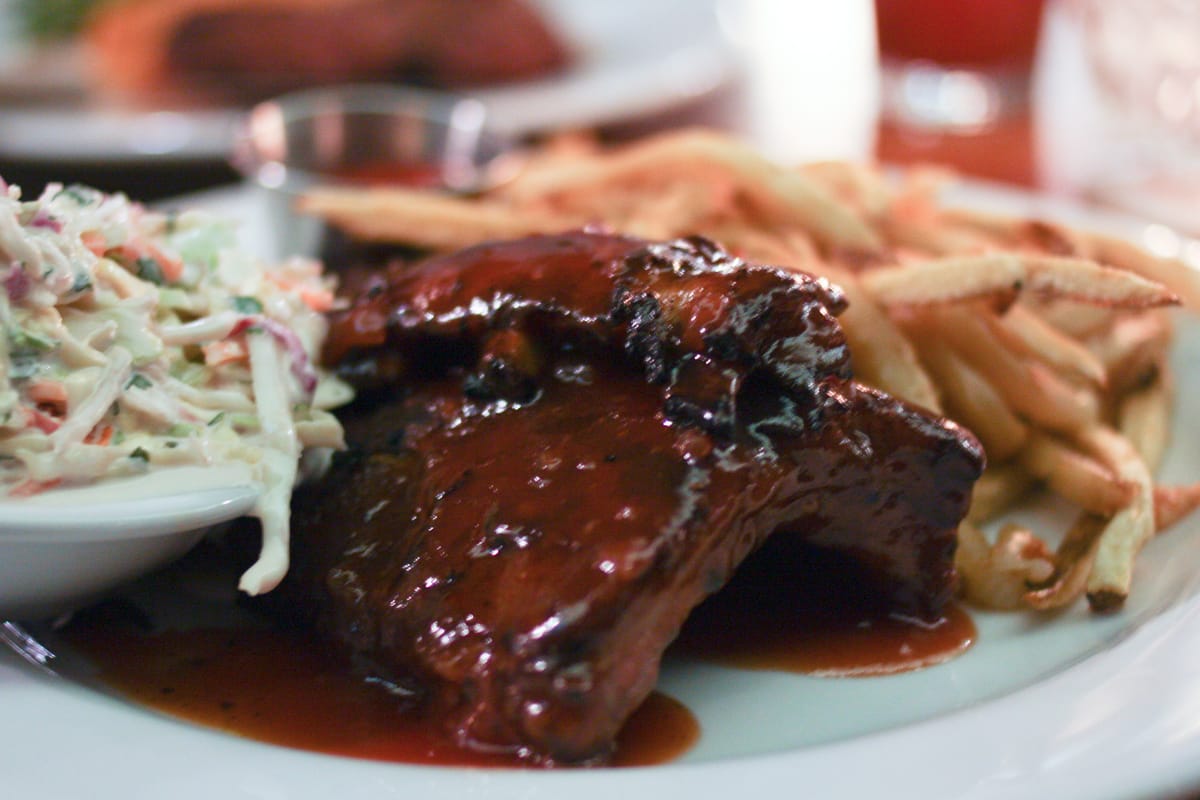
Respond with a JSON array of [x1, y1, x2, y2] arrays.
[[301, 128, 1200, 614]]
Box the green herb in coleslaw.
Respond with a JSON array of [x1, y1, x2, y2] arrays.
[[0, 179, 352, 595]]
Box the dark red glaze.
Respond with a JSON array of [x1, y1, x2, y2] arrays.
[[326, 233, 851, 435], [64, 623, 697, 768], [675, 544, 976, 676], [290, 231, 984, 766], [330, 161, 445, 189]]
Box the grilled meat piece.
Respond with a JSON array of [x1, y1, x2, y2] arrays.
[[287, 232, 983, 764], [87, 0, 569, 102], [326, 234, 852, 433]]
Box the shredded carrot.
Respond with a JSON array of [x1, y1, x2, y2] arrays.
[[84, 424, 114, 446], [203, 339, 247, 367], [297, 285, 335, 312], [80, 230, 107, 257], [23, 406, 61, 434], [108, 239, 184, 283], [9, 478, 62, 497], [27, 379, 68, 415], [267, 274, 335, 312], [145, 241, 184, 283]]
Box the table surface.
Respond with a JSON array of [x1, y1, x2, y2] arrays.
[[0, 1, 1189, 235]]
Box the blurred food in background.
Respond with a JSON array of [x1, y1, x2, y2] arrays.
[[14, 0, 104, 41], [78, 0, 569, 105]]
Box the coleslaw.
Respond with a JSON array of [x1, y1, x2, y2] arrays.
[[0, 179, 351, 594]]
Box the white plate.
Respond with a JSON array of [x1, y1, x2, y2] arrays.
[[0, 465, 260, 619], [0, 0, 735, 162], [3, 183, 1200, 799]]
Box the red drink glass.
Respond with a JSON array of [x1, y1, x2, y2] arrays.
[[875, 0, 1046, 130]]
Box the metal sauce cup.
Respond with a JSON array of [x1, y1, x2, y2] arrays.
[[231, 84, 515, 260]]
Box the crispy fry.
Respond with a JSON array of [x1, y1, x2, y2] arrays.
[[1018, 220, 1093, 258], [941, 210, 1093, 260], [1155, 484, 1200, 531], [966, 462, 1036, 524], [818, 266, 941, 412], [1019, 431, 1135, 516], [1076, 427, 1155, 611], [880, 214, 992, 257], [924, 306, 1100, 434], [705, 223, 802, 266], [1027, 300, 1115, 338], [941, 206, 1026, 239], [904, 321, 1026, 459], [799, 161, 891, 218], [295, 130, 1200, 615], [776, 228, 825, 271], [298, 187, 579, 249], [597, 178, 732, 240], [994, 304, 1107, 386], [862, 254, 1179, 309], [956, 521, 1054, 610], [1087, 230, 1200, 311], [1088, 312, 1172, 395], [1025, 513, 1107, 611], [1119, 373, 1171, 471], [502, 128, 883, 252]]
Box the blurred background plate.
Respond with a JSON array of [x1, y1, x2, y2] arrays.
[[0, 0, 735, 163]]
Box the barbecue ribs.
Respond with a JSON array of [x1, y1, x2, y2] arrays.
[[284, 232, 984, 764]]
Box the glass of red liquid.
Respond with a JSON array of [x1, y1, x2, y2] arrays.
[[875, 0, 1046, 131]]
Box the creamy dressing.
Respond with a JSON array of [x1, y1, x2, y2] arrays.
[[0, 180, 350, 594]]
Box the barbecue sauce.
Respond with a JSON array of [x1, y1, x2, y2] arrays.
[[55, 230, 984, 768], [63, 620, 698, 769], [673, 542, 976, 676], [329, 161, 445, 189], [675, 593, 975, 676], [61, 552, 973, 771]]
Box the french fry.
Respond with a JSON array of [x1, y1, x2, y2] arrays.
[[597, 178, 731, 241], [924, 306, 1100, 434], [1076, 427, 1155, 612], [862, 253, 1179, 309], [295, 129, 1200, 615], [904, 321, 1027, 459], [818, 266, 942, 412], [1155, 484, 1200, 532], [1088, 312, 1172, 395], [1017, 219, 1094, 259], [1119, 373, 1171, 471], [298, 187, 580, 249], [939, 206, 1094, 258], [1025, 513, 1107, 611], [799, 161, 891, 219], [1086, 230, 1200, 311], [776, 228, 825, 271], [501, 128, 883, 252], [941, 206, 1028, 240], [966, 462, 1036, 524], [1019, 431, 1135, 516], [879, 214, 992, 257], [994, 304, 1107, 386], [705, 223, 804, 266], [956, 521, 1054, 610], [1027, 300, 1115, 338]]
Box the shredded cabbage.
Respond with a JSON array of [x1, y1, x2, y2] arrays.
[[0, 180, 351, 595]]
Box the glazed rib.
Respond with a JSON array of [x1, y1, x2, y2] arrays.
[[284, 232, 983, 763]]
